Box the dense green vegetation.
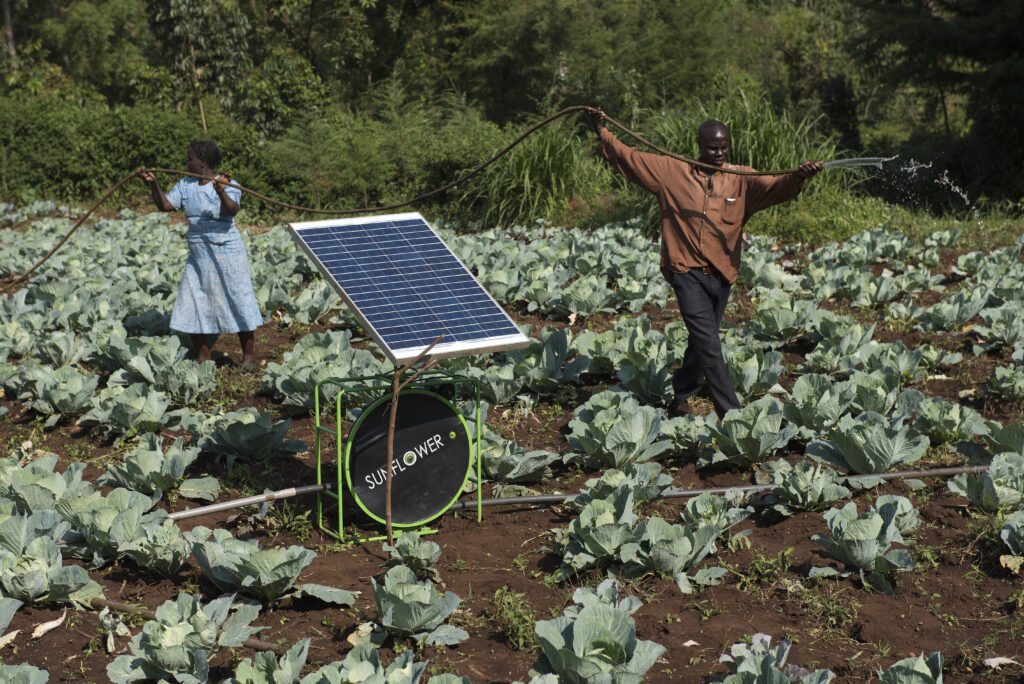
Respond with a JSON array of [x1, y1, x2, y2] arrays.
[[1, 0, 1020, 241]]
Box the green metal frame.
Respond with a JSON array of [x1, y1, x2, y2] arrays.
[[313, 370, 482, 542]]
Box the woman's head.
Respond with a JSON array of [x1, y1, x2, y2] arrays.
[[186, 140, 222, 172]]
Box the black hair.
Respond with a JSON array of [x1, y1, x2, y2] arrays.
[[188, 140, 222, 170]]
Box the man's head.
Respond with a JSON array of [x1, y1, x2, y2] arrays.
[[697, 120, 730, 168]]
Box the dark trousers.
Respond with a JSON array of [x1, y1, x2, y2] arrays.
[[669, 269, 741, 415]]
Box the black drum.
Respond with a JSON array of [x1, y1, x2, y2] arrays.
[[345, 389, 472, 527]]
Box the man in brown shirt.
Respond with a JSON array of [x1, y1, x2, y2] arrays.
[[590, 109, 822, 417]]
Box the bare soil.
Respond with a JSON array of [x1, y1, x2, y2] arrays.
[[2, 247, 1024, 682]]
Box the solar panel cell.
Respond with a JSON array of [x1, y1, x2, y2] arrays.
[[288, 212, 529, 364]]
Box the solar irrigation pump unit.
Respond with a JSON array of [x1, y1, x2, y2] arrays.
[[288, 213, 531, 542]]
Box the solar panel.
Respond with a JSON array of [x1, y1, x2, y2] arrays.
[[288, 212, 530, 364]]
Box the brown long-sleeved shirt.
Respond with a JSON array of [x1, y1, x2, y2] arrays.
[[597, 128, 807, 283]]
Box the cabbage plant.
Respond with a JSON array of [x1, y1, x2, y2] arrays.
[[80, 382, 171, 441], [915, 287, 989, 332], [575, 314, 663, 377], [872, 495, 921, 538], [190, 527, 356, 606], [181, 407, 306, 468], [553, 488, 641, 582], [745, 295, 816, 346], [225, 638, 309, 684], [0, 663, 49, 684], [988, 364, 1024, 402], [876, 651, 943, 683], [715, 633, 835, 683], [258, 330, 386, 414], [1000, 510, 1024, 574], [679, 492, 753, 550], [26, 365, 99, 426], [762, 460, 851, 518], [810, 502, 914, 595], [107, 593, 265, 684], [911, 397, 989, 445], [282, 279, 340, 325], [724, 346, 787, 401], [1, 453, 93, 513], [97, 433, 218, 502], [477, 426, 559, 485], [858, 341, 928, 386], [0, 511, 104, 607], [846, 369, 904, 417], [947, 453, 1024, 513], [509, 327, 590, 395], [974, 303, 1024, 355], [619, 516, 726, 594], [57, 487, 183, 570], [615, 349, 672, 404], [382, 531, 442, 582], [107, 334, 216, 408], [699, 397, 796, 469], [371, 565, 467, 646], [806, 412, 929, 475], [299, 643, 428, 684], [459, 362, 524, 404], [565, 462, 677, 511], [567, 388, 671, 468], [530, 579, 665, 683], [782, 374, 856, 439]]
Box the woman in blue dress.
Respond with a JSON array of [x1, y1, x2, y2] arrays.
[[137, 141, 263, 367]]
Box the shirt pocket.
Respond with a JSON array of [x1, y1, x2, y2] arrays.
[[709, 195, 744, 225]]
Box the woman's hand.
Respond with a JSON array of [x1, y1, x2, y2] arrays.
[[214, 172, 232, 193]]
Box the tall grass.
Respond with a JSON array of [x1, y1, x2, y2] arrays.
[[453, 118, 617, 229]]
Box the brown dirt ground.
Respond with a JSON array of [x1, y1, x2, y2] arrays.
[[2, 239, 1024, 682]]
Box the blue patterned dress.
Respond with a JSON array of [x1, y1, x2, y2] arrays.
[[166, 177, 264, 334]]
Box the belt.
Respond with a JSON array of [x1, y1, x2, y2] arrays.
[[696, 265, 715, 275]]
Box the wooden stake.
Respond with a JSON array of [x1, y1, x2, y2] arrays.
[[385, 334, 444, 545]]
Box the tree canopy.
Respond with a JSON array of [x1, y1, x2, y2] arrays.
[[1, 0, 1020, 207]]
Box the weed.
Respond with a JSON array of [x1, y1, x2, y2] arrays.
[[690, 598, 721, 621], [912, 544, 942, 572], [732, 547, 793, 597], [485, 586, 539, 652], [797, 581, 860, 630], [511, 551, 530, 572], [1007, 588, 1024, 612], [444, 556, 469, 573], [263, 500, 314, 542]]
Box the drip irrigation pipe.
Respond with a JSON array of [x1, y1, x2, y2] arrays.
[[167, 484, 332, 521], [74, 464, 987, 654], [162, 464, 988, 521], [447, 464, 991, 511], [1, 105, 812, 294]]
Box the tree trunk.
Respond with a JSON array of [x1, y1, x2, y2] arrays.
[[188, 40, 207, 132], [1, 0, 15, 58]]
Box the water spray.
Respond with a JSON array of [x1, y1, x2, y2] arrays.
[[822, 155, 899, 170]]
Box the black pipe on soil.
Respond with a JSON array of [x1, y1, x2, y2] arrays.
[[164, 464, 989, 519], [446, 464, 991, 511]]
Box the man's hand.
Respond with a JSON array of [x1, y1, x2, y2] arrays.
[[795, 161, 823, 180], [136, 167, 156, 184], [587, 107, 605, 133]]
